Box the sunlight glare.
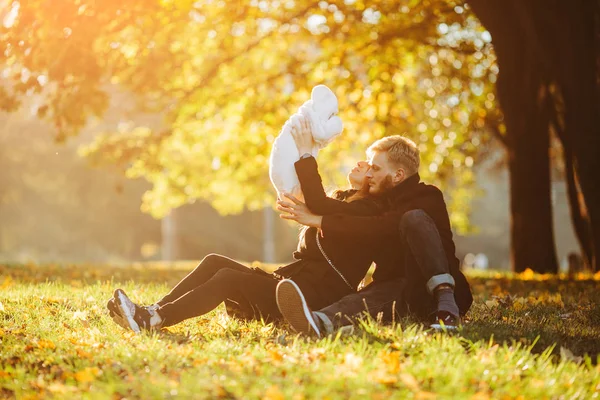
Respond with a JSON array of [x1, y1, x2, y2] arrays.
[[2, 1, 19, 29]]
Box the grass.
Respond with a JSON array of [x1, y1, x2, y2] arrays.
[[1, 262, 599, 399]]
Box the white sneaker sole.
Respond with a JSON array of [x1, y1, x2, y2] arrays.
[[430, 323, 458, 331], [114, 289, 141, 333], [112, 313, 130, 330], [276, 280, 320, 337]]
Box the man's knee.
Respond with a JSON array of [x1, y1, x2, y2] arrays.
[[399, 209, 433, 232]]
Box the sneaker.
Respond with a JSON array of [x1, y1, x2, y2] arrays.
[[107, 298, 129, 330], [276, 280, 321, 337], [430, 310, 460, 331], [107, 297, 158, 317], [113, 289, 162, 333]]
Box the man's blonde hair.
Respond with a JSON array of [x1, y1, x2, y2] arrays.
[[367, 135, 420, 176]]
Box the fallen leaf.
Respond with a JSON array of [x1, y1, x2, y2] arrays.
[[344, 352, 363, 370], [416, 391, 437, 399], [485, 299, 499, 308], [264, 385, 284, 400], [37, 339, 56, 350], [1, 276, 13, 289], [560, 347, 583, 364], [74, 367, 100, 383], [73, 310, 90, 328], [399, 373, 420, 391]]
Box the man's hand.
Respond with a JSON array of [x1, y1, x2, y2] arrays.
[[291, 116, 315, 156], [277, 193, 323, 228]]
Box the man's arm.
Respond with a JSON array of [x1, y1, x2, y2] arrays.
[[321, 188, 445, 240], [320, 210, 403, 240]]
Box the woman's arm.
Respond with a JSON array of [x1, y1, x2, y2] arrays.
[[294, 156, 378, 216], [290, 116, 379, 216]]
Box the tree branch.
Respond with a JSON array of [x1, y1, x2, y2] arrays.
[[178, 1, 320, 103]]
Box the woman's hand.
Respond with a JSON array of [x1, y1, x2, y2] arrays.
[[277, 193, 323, 228], [291, 116, 315, 156]]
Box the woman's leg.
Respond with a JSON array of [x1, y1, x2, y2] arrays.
[[158, 268, 281, 327], [156, 254, 252, 306]]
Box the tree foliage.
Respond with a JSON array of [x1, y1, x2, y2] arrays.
[[1, 0, 497, 234]]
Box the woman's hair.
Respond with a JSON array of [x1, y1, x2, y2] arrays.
[[331, 175, 371, 203]]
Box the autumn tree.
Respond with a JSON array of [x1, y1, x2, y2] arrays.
[[470, 0, 600, 271], [1, 0, 497, 239]]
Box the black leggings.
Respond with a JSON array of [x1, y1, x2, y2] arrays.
[[155, 254, 282, 326]]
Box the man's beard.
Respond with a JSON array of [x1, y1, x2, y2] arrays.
[[372, 174, 395, 195]]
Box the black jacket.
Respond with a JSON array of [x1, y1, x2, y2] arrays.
[[320, 173, 473, 316], [273, 157, 383, 303]]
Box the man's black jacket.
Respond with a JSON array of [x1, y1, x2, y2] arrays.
[[320, 172, 473, 316]]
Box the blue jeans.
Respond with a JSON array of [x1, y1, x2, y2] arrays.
[[316, 209, 455, 329]]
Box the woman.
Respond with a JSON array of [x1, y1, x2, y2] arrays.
[[108, 118, 382, 333]]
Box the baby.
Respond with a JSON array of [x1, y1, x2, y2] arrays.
[[269, 85, 343, 200]]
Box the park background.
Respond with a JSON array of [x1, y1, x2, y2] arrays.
[[1, 1, 599, 398], [0, 0, 595, 273]]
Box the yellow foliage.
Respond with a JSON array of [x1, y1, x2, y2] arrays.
[[74, 367, 100, 383], [264, 385, 285, 400]]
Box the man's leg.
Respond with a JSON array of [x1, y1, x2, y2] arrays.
[[399, 209, 460, 325], [277, 279, 407, 337]]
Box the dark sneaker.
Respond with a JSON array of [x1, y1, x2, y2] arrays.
[[113, 289, 162, 333], [107, 298, 129, 329], [430, 311, 460, 331], [276, 280, 321, 337]]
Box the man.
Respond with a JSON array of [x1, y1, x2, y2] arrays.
[[276, 125, 473, 336]]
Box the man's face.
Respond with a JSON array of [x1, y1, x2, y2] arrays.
[[365, 151, 404, 195]]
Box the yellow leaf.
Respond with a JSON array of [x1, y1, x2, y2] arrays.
[[416, 392, 438, 399], [485, 299, 499, 308], [47, 382, 71, 394], [381, 351, 401, 373], [512, 297, 528, 311], [519, 268, 535, 280], [37, 339, 56, 350], [1, 276, 13, 289], [268, 348, 283, 362], [74, 367, 99, 383], [370, 369, 398, 386], [399, 373, 420, 391], [264, 385, 284, 400], [76, 348, 92, 359], [471, 392, 490, 400]]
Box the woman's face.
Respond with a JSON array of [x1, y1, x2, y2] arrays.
[[347, 161, 370, 189]]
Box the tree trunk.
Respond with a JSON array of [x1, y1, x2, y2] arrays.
[[553, 1, 600, 270], [503, 82, 558, 273], [563, 146, 594, 268], [161, 209, 179, 261], [470, 0, 559, 273]]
